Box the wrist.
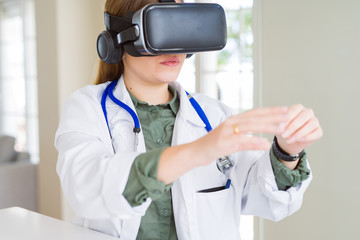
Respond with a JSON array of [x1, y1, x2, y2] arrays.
[[192, 137, 217, 167], [158, 143, 200, 184], [272, 136, 305, 162]]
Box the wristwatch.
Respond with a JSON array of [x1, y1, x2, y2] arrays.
[[272, 136, 305, 162]]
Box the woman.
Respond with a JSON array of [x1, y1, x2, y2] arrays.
[[55, 0, 323, 239]]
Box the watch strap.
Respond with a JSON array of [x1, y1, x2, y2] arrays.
[[272, 136, 305, 162]]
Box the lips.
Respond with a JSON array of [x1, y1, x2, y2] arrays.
[[160, 57, 180, 67]]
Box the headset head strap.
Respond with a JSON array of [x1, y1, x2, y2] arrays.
[[104, 12, 132, 33]]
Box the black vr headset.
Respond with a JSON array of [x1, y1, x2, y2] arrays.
[[97, 0, 227, 64]]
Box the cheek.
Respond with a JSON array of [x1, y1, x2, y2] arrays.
[[126, 57, 156, 73], [178, 54, 187, 63]]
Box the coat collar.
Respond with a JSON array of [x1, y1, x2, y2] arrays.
[[169, 81, 206, 129], [113, 76, 136, 111]]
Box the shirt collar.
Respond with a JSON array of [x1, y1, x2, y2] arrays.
[[112, 76, 206, 128], [128, 85, 179, 115], [169, 81, 206, 129]]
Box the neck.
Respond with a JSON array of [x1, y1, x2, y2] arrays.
[[124, 78, 172, 105]]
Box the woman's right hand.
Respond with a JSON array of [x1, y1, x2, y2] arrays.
[[194, 106, 289, 167]]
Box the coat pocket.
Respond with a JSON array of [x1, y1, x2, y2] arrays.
[[193, 186, 240, 240]]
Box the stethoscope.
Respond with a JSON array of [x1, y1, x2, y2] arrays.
[[101, 79, 233, 188]]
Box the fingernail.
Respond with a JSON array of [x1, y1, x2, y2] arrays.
[[282, 130, 291, 138]]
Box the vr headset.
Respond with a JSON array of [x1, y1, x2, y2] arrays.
[[97, 1, 227, 64]]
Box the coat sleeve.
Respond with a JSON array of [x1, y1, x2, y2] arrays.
[[55, 88, 151, 220], [233, 150, 312, 222]]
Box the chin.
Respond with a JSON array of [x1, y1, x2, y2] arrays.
[[157, 71, 181, 83]]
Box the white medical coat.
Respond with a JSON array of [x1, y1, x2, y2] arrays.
[[55, 77, 312, 240]]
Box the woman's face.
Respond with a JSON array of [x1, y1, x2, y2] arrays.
[[123, 53, 187, 86]]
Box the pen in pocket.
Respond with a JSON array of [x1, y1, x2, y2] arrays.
[[225, 179, 231, 189]]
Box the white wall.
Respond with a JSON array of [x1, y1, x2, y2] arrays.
[[57, 0, 105, 221], [35, 0, 105, 219], [256, 0, 360, 239], [56, 0, 105, 103], [35, 0, 61, 219]]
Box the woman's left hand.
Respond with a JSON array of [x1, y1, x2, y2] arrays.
[[276, 104, 323, 155]]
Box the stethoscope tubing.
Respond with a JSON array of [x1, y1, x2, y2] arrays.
[[185, 91, 212, 132], [101, 79, 213, 138], [101, 79, 233, 185]]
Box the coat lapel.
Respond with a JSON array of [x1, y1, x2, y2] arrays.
[[170, 82, 209, 240]]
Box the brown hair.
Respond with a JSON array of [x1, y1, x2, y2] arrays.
[[94, 0, 158, 85]]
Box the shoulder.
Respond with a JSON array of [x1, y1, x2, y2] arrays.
[[56, 82, 111, 139], [65, 82, 109, 106]]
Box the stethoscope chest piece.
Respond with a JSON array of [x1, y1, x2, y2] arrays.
[[217, 156, 234, 173]]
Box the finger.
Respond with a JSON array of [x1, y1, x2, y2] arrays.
[[284, 104, 305, 126], [299, 127, 323, 143], [244, 106, 288, 118], [231, 113, 288, 135], [287, 117, 320, 142], [236, 119, 282, 135], [234, 135, 271, 151], [282, 108, 314, 139]]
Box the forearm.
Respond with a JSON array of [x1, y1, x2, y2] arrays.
[[158, 139, 211, 185], [279, 158, 299, 170], [270, 148, 310, 190], [123, 148, 170, 207], [123, 140, 213, 205], [274, 136, 301, 170], [157, 106, 297, 185]]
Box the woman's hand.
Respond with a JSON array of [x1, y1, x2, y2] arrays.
[[275, 104, 323, 155], [158, 104, 323, 184], [195, 106, 289, 166], [158, 106, 288, 184]]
